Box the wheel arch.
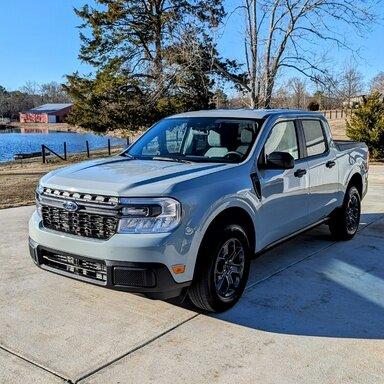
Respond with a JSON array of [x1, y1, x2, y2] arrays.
[[347, 172, 363, 198], [203, 207, 256, 251], [192, 206, 256, 280]]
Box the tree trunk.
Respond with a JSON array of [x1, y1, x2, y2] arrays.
[[264, 76, 275, 108]]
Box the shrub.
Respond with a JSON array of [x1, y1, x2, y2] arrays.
[[346, 92, 384, 159], [307, 100, 320, 111]]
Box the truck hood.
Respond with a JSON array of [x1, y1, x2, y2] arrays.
[[41, 156, 231, 196]]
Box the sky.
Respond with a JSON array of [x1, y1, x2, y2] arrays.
[[0, 0, 383, 91]]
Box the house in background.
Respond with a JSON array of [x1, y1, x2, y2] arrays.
[[19, 103, 73, 123], [342, 95, 366, 110]]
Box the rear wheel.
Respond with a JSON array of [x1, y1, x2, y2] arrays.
[[188, 224, 250, 312], [329, 186, 361, 240]]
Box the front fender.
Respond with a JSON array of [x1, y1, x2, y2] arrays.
[[186, 192, 259, 264]]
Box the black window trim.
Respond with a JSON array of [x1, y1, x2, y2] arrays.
[[297, 118, 330, 160]]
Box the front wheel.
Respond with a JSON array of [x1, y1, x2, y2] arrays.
[[188, 224, 251, 312], [329, 186, 361, 240]]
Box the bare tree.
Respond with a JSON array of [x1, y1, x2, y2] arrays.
[[370, 72, 384, 94], [40, 82, 70, 104], [339, 66, 364, 106], [288, 77, 308, 108], [19, 81, 41, 107], [215, 0, 375, 108]]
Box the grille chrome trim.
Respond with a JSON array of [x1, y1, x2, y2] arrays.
[[39, 195, 118, 216]]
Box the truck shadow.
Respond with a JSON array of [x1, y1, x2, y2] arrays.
[[176, 213, 384, 339], [213, 212, 384, 339]]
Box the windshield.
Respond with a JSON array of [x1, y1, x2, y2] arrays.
[[125, 117, 263, 163]]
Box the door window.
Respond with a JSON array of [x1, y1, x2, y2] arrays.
[[302, 120, 327, 157], [264, 121, 299, 160]]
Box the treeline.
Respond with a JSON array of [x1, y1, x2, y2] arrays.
[[64, 0, 378, 133], [0, 82, 70, 120], [222, 71, 384, 111]]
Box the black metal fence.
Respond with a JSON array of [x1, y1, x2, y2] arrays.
[[14, 137, 131, 163], [319, 109, 348, 119]]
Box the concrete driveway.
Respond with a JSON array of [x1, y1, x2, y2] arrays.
[[1, 165, 384, 384]]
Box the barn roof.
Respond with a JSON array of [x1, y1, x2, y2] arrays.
[[26, 103, 73, 114]]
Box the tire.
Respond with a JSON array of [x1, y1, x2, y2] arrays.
[[329, 186, 361, 241], [188, 224, 251, 312]]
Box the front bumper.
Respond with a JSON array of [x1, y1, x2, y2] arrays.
[[29, 210, 198, 282], [29, 238, 190, 299]]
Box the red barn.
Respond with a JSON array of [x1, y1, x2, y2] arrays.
[[20, 103, 73, 123]]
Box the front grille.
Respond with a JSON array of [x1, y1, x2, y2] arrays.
[[41, 250, 107, 283], [42, 205, 118, 240]]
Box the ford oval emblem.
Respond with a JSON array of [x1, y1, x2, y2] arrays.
[[63, 201, 78, 212]]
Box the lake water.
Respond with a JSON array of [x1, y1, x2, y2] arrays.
[[0, 128, 127, 162]]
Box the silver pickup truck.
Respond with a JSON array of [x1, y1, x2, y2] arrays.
[[29, 109, 369, 312]]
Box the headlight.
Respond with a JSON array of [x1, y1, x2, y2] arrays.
[[37, 183, 44, 194], [118, 197, 181, 233], [35, 185, 43, 218]]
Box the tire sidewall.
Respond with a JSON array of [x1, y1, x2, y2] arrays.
[[344, 186, 361, 236], [204, 224, 251, 312]]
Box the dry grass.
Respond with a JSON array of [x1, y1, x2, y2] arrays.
[[328, 118, 348, 140], [0, 174, 42, 208]]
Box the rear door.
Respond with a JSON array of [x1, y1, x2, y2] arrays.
[[257, 120, 310, 247], [298, 118, 339, 222]]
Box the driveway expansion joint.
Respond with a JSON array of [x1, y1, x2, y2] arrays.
[[74, 313, 199, 383], [0, 345, 69, 383]]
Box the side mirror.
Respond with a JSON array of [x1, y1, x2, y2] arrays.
[[266, 151, 295, 169]]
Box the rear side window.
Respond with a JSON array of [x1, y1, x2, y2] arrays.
[[302, 120, 327, 157], [264, 121, 299, 160]]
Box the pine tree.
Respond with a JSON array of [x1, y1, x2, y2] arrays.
[[65, 0, 224, 132], [346, 92, 384, 159]]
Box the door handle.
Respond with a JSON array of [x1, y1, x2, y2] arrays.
[[326, 160, 336, 168], [294, 168, 307, 178]]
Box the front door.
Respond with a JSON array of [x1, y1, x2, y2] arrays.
[[257, 120, 310, 248]]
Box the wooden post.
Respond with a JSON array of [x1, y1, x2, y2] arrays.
[[126, 137, 130, 146], [63, 142, 67, 160], [86, 140, 90, 158], [42, 145, 46, 164], [108, 138, 111, 155]]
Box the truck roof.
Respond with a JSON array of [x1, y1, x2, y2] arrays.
[[168, 109, 323, 120]]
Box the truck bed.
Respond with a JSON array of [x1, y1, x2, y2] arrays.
[[334, 140, 367, 151]]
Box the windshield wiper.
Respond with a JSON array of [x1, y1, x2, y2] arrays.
[[119, 152, 140, 159], [152, 156, 192, 164]]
